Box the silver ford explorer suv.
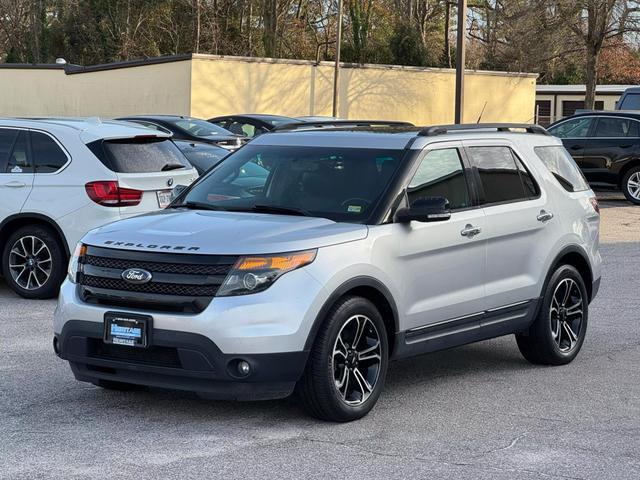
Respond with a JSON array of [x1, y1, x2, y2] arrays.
[[55, 123, 602, 422]]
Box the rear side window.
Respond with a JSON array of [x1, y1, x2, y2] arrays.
[[467, 146, 538, 204], [6, 131, 32, 173], [0, 128, 18, 172], [89, 138, 190, 173], [534, 146, 590, 192], [593, 117, 640, 137], [408, 148, 470, 210], [31, 131, 68, 173]]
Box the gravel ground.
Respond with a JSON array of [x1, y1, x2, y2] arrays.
[[1, 194, 639, 479]]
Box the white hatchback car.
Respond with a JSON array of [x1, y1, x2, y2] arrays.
[[0, 118, 197, 299]]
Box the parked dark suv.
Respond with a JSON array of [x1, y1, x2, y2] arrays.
[[548, 111, 640, 204]]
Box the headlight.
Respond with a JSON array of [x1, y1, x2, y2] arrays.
[[67, 243, 86, 283], [217, 249, 317, 296]]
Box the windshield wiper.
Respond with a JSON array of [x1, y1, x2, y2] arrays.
[[170, 201, 227, 211], [161, 163, 186, 171], [251, 204, 312, 217]]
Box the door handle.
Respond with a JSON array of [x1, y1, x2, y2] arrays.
[[461, 224, 481, 237], [569, 145, 582, 151], [3, 181, 26, 188], [537, 210, 554, 222]]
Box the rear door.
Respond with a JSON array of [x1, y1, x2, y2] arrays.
[[99, 137, 198, 215], [548, 116, 595, 169], [0, 128, 34, 221], [581, 116, 640, 186], [465, 142, 560, 311]]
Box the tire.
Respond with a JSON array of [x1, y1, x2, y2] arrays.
[[93, 380, 144, 391], [1, 225, 67, 299], [298, 296, 389, 422], [622, 166, 640, 205], [516, 265, 588, 365]]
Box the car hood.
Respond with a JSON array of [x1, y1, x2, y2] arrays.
[[83, 210, 368, 255]]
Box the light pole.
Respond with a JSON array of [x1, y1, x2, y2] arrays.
[[332, 0, 343, 118], [454, 0, 467, 124]]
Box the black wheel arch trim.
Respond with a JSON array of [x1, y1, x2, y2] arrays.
[[0, 213, 70, 258], [545, 244, 595, 302], [303, 276, 400, 352]]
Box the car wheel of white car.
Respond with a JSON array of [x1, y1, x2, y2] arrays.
[[2, 225, 66, 299]]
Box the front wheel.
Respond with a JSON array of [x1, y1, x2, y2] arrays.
[[622, 166, 640, 205], [516, 265, 588, 365], [298, 296, 389, 422]]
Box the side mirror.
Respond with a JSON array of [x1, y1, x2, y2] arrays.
[[395, 196, 451, 223], [171, 184, 188, 201]]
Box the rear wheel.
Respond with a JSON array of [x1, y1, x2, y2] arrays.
[[516, 265, 588, 365], [622, 166, 640, 205], [1, 225, 66, 299], [298, 296, 389, 422]]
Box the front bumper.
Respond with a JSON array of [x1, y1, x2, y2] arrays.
[[55, 320, 308, 400]]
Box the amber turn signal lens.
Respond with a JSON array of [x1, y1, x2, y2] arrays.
[[236, 250, 317, 272]]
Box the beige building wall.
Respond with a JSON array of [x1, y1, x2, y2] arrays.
[[190, 55, 537, 124], [0, 60, 191, 117], [0, 54, 536, 123]]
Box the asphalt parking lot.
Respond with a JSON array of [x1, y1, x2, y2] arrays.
[[1, 194, 639, 480]]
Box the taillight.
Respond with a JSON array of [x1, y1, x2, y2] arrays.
[[589, 197, 600, 214], [85, 181, 143, 207]]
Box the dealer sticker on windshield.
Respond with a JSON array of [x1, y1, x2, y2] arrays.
[[347, 205, 362, 213]]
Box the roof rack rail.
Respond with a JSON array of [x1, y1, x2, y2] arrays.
[[272, 120, 414, 132], [418, 123, 549, 137]]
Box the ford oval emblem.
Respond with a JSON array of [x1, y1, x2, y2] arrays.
[[121, 268, 153, 284]]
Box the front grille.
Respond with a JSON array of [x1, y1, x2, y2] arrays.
[[80, 275, 220, 297], [78, 246, 237, 313], [84, 255, 232, 276]]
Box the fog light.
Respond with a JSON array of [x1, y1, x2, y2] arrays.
[[237, 360, 251, 376]]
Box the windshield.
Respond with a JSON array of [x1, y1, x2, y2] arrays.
[[175, 142, 229, 173], [180, 145, 404, 222], [171, 119, 235, 138], [620, 93, 640, 110]]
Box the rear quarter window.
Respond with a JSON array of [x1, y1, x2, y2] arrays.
[[534, 146, 590, 192], [88, 138, 190, 173]]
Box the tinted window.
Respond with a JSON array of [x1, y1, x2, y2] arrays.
[[468, 146, 537, 204], [182, 145, 403, 223], [31, 131, 67, 173], [408, 149, 470, 210], [6, 131, 32, 173], [170, 119, 234, 138], [175, 142, 228, 174], [549, 117, 593, 138], [534, 146, 590, 192], [619, 93, 640, 110], [593, 117, 639, 137], [100, 138, 190, 173], [0, 128, 18, 172]]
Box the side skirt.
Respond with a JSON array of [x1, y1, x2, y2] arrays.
[[393, 299, 539, 359]]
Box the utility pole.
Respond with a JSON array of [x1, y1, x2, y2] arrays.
[[454, 0, 467, 124], [332, 0, 343, 118]]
